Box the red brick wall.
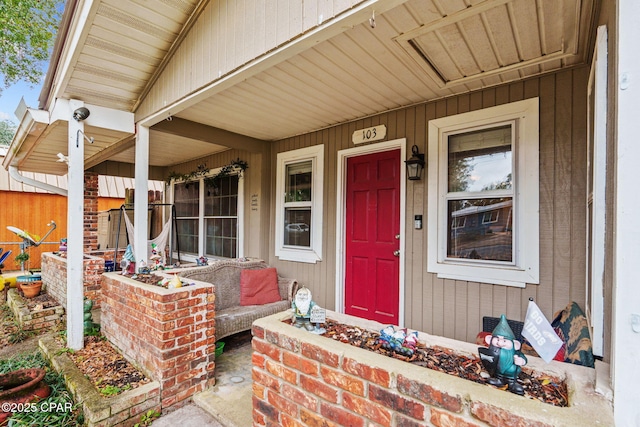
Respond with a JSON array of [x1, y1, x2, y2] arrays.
[[84, 172, 99, 252], [41, 252, 105, 308], [251, 312, 614, 427], [101, 274, 216, 409]]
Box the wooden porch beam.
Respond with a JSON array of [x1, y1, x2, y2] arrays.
[[152, 117, 269, 152]]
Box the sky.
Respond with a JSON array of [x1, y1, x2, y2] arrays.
[[0, 81, 43, 124]]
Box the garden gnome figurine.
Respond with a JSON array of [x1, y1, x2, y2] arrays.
[[478, 314, 528, 395], [83, 298, 98, 333], [292, 287, 316, 331]]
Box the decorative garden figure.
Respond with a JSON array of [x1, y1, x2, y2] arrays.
[[83, 298, 99, 333], [292, 287, 316, 331], [479, 314, 528, 395], [378, 326, 419, 356]]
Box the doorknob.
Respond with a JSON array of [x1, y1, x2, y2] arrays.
[[395, 234, 400, 240], [393, 250, 400, 257]]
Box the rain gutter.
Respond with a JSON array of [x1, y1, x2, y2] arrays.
[[8, 166, 68, 196]]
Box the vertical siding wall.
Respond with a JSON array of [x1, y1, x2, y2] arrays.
[[269, 67, 589, 344]]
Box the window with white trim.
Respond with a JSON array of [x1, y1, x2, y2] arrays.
[[275, 145, 323, 263], [427, 98, 539, 287], [173, 173, 242, 260]]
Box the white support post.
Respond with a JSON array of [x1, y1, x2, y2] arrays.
[[613, 1, 640, 424], [66, 100, 85, 350], [134, 125, 150, 269]]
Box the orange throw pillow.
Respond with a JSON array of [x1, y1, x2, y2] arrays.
[[240, 268, 281, 306]]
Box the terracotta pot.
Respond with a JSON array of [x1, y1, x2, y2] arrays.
[[0, 368, 51, 423], [20, 280, 42, 298]]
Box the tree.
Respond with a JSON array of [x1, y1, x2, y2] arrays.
[[481, 173, 513, 191], [0, 0, 62, 93], [0, 119, 16, 146]]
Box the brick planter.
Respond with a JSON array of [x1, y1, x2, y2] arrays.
[[6, 289, 64, 332], [252, 311, 614, 427], [41, 252, 105, 308], [39, 334, 161, 427], [100, 273, 216, 410]]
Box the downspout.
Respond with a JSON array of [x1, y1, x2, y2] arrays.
[[8, 166, 68, 196]]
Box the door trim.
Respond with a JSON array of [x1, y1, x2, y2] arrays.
[[334, 138, 407, 326]]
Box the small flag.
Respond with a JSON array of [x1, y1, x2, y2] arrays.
[[522, 300, 563, 363]]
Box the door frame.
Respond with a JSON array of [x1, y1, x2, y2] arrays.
[[334, 138, 407, 326]]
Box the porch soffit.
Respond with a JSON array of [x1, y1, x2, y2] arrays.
[[171, 0, 594, 142], [10, 0, 595, 175]]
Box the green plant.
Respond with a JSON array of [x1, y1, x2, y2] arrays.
[[134, 409, 161, 427], [14, 251, 30, 264], [85, 325, 101, 337], [166, 158, 249, 188], [99, 384, 122, 396], [55, 347, 75, 356]]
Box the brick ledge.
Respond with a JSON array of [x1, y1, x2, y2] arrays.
[[39, 334, 161, 427]]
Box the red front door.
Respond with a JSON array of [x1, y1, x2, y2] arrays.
[[344, 149, 401, 325]]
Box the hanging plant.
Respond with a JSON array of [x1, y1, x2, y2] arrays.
[[166, 159, 248, 188]]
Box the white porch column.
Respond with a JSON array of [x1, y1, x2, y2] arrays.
[[134, 124, 150, 268], [614, 0, 640, 424], [66, 100, 86, 350]]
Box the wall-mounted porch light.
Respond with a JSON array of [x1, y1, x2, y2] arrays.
[[405, 144, 425, 181]]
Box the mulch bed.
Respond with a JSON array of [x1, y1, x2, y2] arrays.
[[3, 291, 149, 398], [123, 273, 194, 288], [319, 319, 568, 407], [65, 336, 151, 396], [24, 292, 60, 310]]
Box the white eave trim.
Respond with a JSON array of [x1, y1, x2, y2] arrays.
[[2, 104, 50, 169]]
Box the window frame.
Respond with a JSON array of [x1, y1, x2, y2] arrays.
[[170, 169, 244, 261], [427, 98, 539, 287], [275, 145, 324, 263]]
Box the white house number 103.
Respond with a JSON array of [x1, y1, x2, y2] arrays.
[[352, 125, 386, 144]]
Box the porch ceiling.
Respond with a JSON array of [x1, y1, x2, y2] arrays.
[[10, 0, 595, 175]]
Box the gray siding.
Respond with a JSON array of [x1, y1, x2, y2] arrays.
[[269, 66, 589, 344]]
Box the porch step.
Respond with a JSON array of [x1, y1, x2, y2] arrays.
[[193, 386, 252, 427], [193, 331, 253, 427]]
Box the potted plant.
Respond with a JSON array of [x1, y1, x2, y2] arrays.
[[14, 251, 30, 269], [20, 280, 42, 298]]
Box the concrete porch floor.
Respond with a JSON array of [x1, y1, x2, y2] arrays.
[[151, 331, 254, 427]]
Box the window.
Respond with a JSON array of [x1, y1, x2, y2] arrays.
[[173, 173, 242, 260], [204, 175, 238, 258], [276, 145, 324, 263], [427, 98, 539, 287]]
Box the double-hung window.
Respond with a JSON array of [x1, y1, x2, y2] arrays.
[[427, 98, 539, 287], [275, 145, 324, 263], [173, 173, 242, 260]]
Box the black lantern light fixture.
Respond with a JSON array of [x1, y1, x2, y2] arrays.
[[405, 144, 425, 181]]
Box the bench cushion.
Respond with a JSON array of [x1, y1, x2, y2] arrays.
[[240, 267, 280, 306], [216, 300, 291, 340]]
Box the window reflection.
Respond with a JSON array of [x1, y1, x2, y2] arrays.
[[448, 125, 512, 193], [447, 198, 513, 262], [284, 209, 311, 247], [446, 124, 514, 263]]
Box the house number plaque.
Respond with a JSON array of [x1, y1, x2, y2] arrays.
[[352, 124, 386, 145]]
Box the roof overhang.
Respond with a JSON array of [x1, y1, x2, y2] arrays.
[[4, 0, 597, 176], [3, 98, 134, 175]]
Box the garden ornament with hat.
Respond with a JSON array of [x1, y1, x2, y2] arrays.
[[478, 314, 528, 395]]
